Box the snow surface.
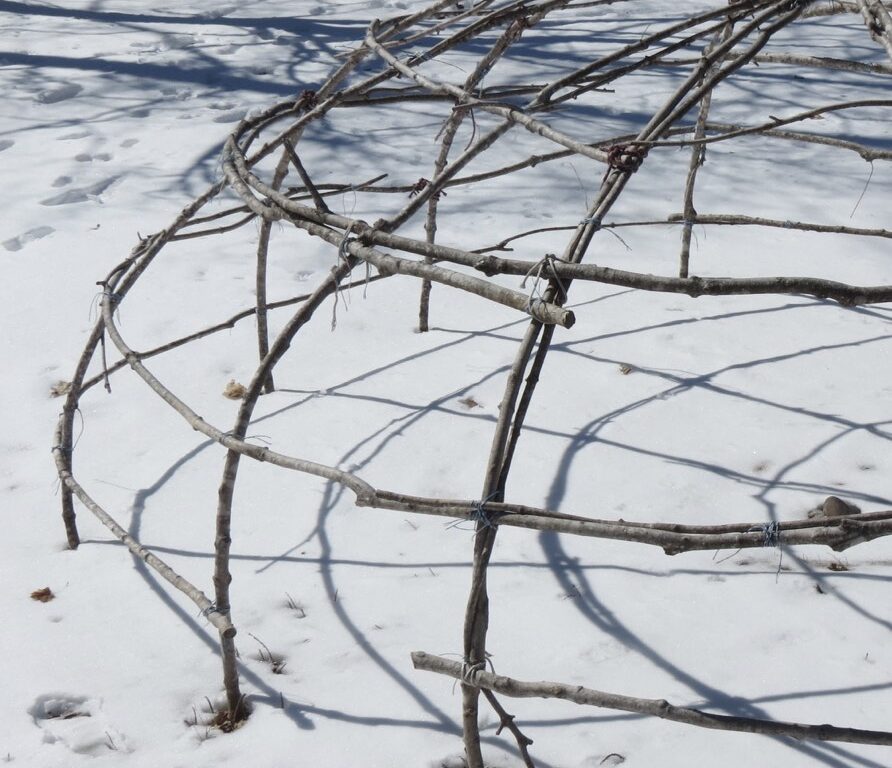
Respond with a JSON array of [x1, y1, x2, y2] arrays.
[[2, 1, 891, 766]]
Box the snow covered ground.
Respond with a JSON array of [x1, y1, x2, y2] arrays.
[[2, 1, 891, 766]]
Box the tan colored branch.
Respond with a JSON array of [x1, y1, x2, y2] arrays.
[[730, 50, 892, 75], [363, 18, 610, 166], [411, 652, 892, 746], [471, 254, 892, 306], [221, 143, 575, 328], [858, 0, 892, 60], [52, 432, 234, 638], [368, 491, 892, 554]]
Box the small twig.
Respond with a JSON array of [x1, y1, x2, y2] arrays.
[[850, 160, 875, 217], [666, 212, 892, 239], [481, 689, 536, 768]]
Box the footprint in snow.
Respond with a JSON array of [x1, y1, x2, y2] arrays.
[[30, 694, 130, 755], [3, 226, 55, 252], [159, 86, 193, 101], [41, 176, 122, 206], [212, 109, 247, 124], [74, 152, 112, 163], [35, 84, 83, 105], [57, 130, 92, 141]]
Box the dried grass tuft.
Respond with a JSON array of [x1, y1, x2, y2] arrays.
[[222, 379, 247, 399]]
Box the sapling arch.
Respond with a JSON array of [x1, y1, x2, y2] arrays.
[[55, 0, 892, 761]]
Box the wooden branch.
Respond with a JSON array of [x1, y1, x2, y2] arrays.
[[379, 120, 517, 234], [170, 212, 257, 240], [223, 140, 575, 327], [453, 22, 829, 761], [487, 510, 892, 554], [645, 1, 811, 141], [57, 2, 892, 755], [52, 432, 234, 638], [234, 0, 462, 166], [171, 172, 389, 236], [243, 0, 518, 161], [55, 181, 227, 548], [367, 491, 892, 554], [80, 275, 390, 394], [430, 111, 886, 195], [728, 50, 892, 75], [471, 254, 892, 306], [390, 0, 505, 49], [858, 0, 892, 60], [283, 141, 329, 214], [668, 212, 892, 239], [801, 1, 860, 17], [310, 219, 575, 328], [411, 652, 892, 746], [254, 151, 292, 394], [464, 317, 548, 767], [678, 24, 729, 278], [97, 283, 378, 504], [635, 101, 892, 160], [419, 6, 534, 332], [481, 689, 535, 768], [364, 18, 611, 166], [536, 1, 767, 105], [707, 121, 892, 162], [339, 83, 542, 107]]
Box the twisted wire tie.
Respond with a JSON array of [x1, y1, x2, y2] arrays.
[[748, 520, 783, 580], [472, 490, 502, 529], [331, 224, 356, 331], [461, 661, 485, 684], [337, 223, 355, 265], [525, 296, 546, 317], [521, 253, 568, 313], [749, 520, 781, 548], [448, 491, 500, 530]]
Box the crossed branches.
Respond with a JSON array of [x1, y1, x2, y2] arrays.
[[55, 0, 892, 765]]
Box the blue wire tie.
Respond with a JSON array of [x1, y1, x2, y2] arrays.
[[748, 520, 780, 547]]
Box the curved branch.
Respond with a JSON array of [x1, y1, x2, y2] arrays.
[[52, 432, 234, 638], [221, 143, 575, 327]]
